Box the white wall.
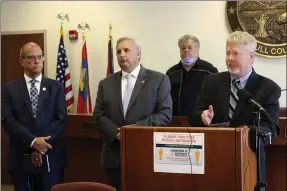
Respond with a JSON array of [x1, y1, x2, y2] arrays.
[[1, 1, 286, 112]]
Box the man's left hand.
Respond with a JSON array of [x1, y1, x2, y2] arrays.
[[116, 128, 121, 141], [31, 150, 43, 167]]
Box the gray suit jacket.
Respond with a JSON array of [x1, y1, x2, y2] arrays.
[[93, 66, 172, 169]]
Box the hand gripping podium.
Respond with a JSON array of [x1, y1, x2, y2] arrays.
[[120, 126, 256, 191]]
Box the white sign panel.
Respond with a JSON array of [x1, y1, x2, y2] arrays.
[[153, 132, 204, 174]]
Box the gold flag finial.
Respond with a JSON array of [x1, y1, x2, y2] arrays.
[[57, 13, 69, 28], [57, 13, 69, 36], [109, 22, 112, 40], [77, 22, 90, 40]]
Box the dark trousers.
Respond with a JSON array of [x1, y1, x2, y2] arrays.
[[11, 169, 64, 191], [106, 168, 121, 191]]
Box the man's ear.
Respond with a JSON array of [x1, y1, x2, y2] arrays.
[[250, 52, 255, 65], [19, 58, 24, 67], [137, 51, 141, 60]]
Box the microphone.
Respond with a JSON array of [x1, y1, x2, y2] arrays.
[[237, 89, 273, 124], [237, 89, 266, 112]]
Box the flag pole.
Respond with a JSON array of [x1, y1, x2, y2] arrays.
[[77, 22, 90, 91], [107, 22, 114, 77], [77, 22, 92, 114], [109, 22, 112, 41], [77, 22, 90, 43], [57, 13, 69, 35]]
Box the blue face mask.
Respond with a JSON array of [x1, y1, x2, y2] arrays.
[[181, 56, 197, 66]]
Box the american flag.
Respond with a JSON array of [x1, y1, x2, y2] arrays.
[[56, 27, 74, 112]]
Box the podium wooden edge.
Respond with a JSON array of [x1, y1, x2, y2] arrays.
[[121, 127, 127, 191], [63, 115, 286, 146], [236, 126, 257, 190]]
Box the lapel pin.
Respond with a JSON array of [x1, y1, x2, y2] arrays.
[[141, 80, 145, 84], [42, 87, 46, 91]]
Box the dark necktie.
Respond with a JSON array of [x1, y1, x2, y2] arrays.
[[228, 79, 240, 120], [30, 79, 39, 118]]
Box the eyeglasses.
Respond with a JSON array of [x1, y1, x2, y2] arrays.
[[22, 55, 44, 61]]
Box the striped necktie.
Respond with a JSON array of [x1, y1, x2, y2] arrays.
[[228, 79, 240, 120]]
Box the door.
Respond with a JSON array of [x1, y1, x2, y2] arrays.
[[1, 33, 45, 83], [1, 32, 45, 184]]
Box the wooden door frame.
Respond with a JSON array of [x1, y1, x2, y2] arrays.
[[1, 30, 48, 74]]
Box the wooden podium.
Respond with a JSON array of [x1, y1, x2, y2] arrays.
[[120, 126, 256, 191]]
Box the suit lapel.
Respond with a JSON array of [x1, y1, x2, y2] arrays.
[[19, 77, 34, 118], [37, 77, 49, 115], [243, 71, 260, 97], [113, 72, 124, 117], [233, 70, 260, 119], [126, 67, 147, 115]]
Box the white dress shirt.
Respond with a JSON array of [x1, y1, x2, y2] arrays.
[[230, 69, 252, 89], [121, 64, 141, 102], [24, 73, 42, 98]]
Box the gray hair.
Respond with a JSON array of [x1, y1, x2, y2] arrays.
[[116, 36, 141, 52], [20, 47, 25, 57], [226, 31, 257, 53], [178, 34, 200, 50]]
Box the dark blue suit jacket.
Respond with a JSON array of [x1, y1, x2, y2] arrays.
[[2, 76, 68, 173]]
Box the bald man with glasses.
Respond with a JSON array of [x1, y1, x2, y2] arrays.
[[2, 42, 68, 191]]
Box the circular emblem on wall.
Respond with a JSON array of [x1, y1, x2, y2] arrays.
[[226, 1, 286, 58]]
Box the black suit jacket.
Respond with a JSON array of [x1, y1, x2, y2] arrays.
[[93, 66, 172, 169], [189, 70, 281, 181], [189, 70, 281, 139], [2, 76, 68, 173]]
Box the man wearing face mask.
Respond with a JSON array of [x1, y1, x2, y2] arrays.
[[166, 34, 218, 116]]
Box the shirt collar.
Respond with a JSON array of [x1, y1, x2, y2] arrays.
[[24, 73, 42, 84], [122, 64, 141, 79], [230, 69, 252, 88]]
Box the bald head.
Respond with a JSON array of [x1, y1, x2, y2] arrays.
[[20, 42, 42, 58], [19, 42, 44, 78]]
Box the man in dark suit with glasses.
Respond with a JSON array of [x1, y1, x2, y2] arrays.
[[2, 42, 68, 191]]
